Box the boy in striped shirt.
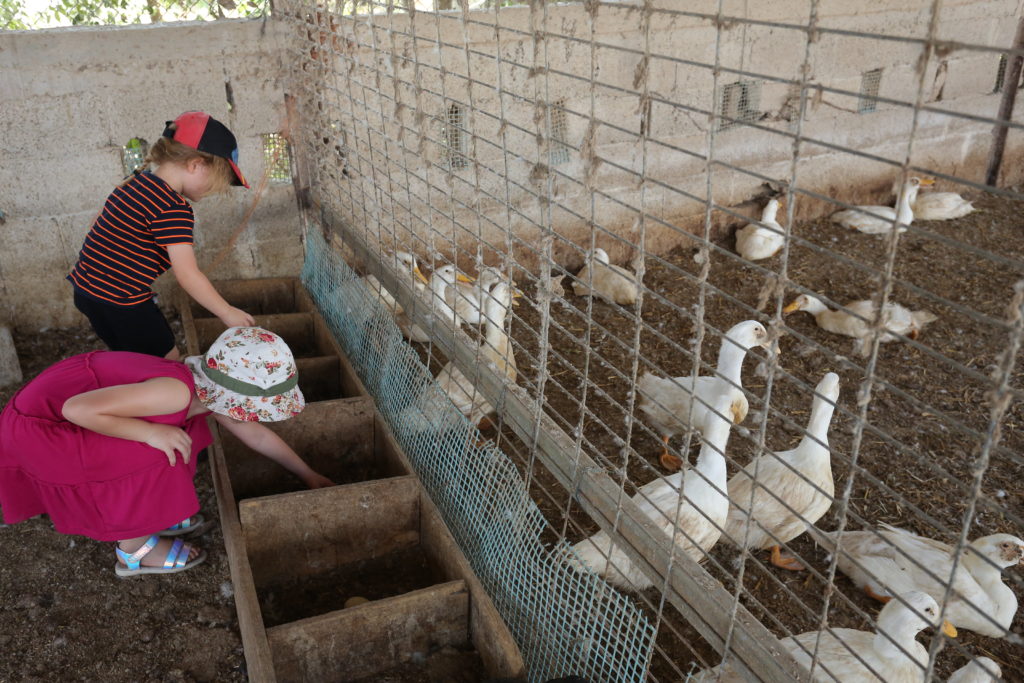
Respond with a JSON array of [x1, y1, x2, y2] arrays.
[[68, 112, 255, 359]]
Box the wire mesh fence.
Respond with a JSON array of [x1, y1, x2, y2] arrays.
[[279, 1, 1023, 680]]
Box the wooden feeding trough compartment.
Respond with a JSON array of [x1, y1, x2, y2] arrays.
[[178, 276, 367, 402], [176, 277, 525, 682]]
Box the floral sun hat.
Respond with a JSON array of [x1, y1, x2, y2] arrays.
[[184, 326, 305, 422]]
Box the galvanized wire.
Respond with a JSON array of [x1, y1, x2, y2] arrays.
[[281, 1, 1024, 680]]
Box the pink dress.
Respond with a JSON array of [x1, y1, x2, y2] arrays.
[[0, 351, 213, 541]]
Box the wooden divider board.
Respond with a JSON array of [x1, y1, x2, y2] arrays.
[[266, 580, 470, 682], [239, 477, 420, 587]]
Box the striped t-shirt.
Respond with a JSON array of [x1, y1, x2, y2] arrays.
[[68, 171, 194, 306]]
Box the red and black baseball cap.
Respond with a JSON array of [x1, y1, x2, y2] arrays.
[[162, 111, 249, 188]]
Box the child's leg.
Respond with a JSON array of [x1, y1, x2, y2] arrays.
[[73, 291, 176, 357]]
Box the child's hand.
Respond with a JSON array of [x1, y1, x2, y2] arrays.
[[144, 425, 193, 466], [220, 307, 255, 328], [303, 472, 335, 489]]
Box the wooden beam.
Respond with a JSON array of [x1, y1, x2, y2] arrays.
[[266, 580, 470, 682], [317, 205, 811, 682], [240, 476, 421, 588]]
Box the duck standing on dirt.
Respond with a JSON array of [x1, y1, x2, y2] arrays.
[[722, 372, 840, 571], [568, 394, 734, 591], [637, 320, 769, 471]]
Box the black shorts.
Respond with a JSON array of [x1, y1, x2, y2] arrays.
[[73, 289, 176, 357]]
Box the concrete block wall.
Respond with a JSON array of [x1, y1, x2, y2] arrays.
[[0, 19, 301, 330], [280, 0, 1024, 270]]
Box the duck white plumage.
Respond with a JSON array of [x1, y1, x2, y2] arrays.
[[696, 590, 957, 683], [913, 191, 975, 221], [736, 198, 785, 261], [637, 320, 769, 471], [568, 393, 734, 591], [949, 657, 1002, 683], [723, 372, 839, 571], [435, 281, 518, 427], [334, 251, 429, 333], [363, 251, 428, 314], [831, 176, 934, 234], [425, 263, 475, 328], [806, 523, 1024, 638], [571, 247, 640, 305], [783, 293, 937, 357], [889, 177, 975, 221], [445, 266, 502, 328]]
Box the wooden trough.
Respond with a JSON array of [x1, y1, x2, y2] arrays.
[[178, 277, 524, 682]]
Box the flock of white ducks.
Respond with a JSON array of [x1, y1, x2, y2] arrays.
[[359, 173, 1009, 680], [559, 179, 1013, 679]]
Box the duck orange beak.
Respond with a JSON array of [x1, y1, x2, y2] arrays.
[[782, 300, 801, 314], [919, 177, 935, 186], [456, 272, 475, 283], [413, 265, 429, 285], [941, 621, 957, 638]]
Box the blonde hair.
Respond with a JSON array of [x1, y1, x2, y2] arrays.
[[127, 133, 235, 196]]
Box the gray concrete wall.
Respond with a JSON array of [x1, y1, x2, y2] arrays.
[[280, 0, 1024, 270], [0, 19, 301, 330]]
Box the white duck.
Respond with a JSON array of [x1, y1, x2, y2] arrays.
[[367, 252, 434, 343], [831, 176, 934, 234], [783, 293, 938, 357], [637, 320, 769, 471], [913, 192, 975, 221], [736, 198, 785, 261], [435, 282, 517, 427], [806, 523, 1024, 638], [696, 591, 957, 683], [723, 372, 839, 571], [890, 177, 975, 221], [445, 266, 503, 328], [425, 263, 475, 328], [362, 251, 429, 315], [571, 247, 640, 305], [569, 393, 734, 591], [949, 657, 1002, 683]]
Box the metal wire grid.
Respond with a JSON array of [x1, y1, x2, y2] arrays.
[[121, 137, 149, 176], [280, 1, 1024, 680], [857, 69, 883, 114], [261, 132, 293, 182], [302, 228, 656, 682]]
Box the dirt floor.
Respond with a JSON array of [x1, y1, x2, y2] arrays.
[[1, 189, 1021, 682]]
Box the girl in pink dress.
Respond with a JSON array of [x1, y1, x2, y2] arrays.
[[0, 326, 333, 576]]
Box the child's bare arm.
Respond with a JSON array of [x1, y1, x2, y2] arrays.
[[167, 244, 255, 328], [61, 377, 195, 466], [211, 414, 335, 489]]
